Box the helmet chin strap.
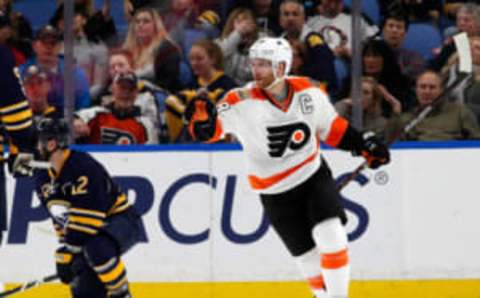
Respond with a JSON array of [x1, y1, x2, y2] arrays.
[[262, 62, 285, 91]]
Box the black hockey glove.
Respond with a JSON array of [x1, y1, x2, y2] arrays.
[[184, 96, 217, 142], [358, 131, 390, 169], [55, 246, 85, 284]]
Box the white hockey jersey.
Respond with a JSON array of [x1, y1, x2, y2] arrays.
[[213, 76, 349, 194]]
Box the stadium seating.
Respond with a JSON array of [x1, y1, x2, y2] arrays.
[[403, 22, 443, 60]]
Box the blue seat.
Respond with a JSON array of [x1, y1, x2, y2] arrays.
[[334, 58, 349, 94], [343, 0, 380, 25], [403, 22, 443, 60], [12, 0, 57, 30]]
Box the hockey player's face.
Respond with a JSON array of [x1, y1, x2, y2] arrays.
[[416, 72, 442, 106], [36, 138, 56, 161], [250, 58, 275, 88]]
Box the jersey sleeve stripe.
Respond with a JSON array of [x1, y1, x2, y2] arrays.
[[46, 200, 71, 209], [288, 77, 313, 92], [224, 91, 241, 105], [98, 260, 126, 283], [248, 149, 319, 190], [1, 109, 32, 123], [4, 119, 33, 131], [69, 207, 106, 218], [69, 215, 104, 228], [324, 116, 349, 147], [0, 100, 29, 113], [67, 223, 98, 235]]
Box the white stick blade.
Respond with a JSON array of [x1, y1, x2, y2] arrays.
[[453, 32, 472, 74]]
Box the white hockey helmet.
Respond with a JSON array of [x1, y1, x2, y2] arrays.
[[249, 37, 293, 79]]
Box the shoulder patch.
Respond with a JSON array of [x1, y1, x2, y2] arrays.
[[288, 76, 314, 92], [223, 90, 242, 106]]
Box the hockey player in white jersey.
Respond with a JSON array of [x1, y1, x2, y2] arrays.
[[185, 37, 390, 298]]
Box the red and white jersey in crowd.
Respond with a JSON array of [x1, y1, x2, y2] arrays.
[[214, 76, 348, 194], [76, 106, 158, 145]]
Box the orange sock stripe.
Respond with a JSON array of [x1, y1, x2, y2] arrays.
[[308, 274, 325, 290], [321, 248, 349, 269]]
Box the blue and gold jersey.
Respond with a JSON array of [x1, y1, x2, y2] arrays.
[[0, 45, 34, 151], [34, 150, 129, 248]]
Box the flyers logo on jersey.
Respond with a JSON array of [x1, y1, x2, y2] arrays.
[[101, 127, 136, 144], [267, 122, 311, 157]]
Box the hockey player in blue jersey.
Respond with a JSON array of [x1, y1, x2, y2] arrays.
[[34, 118, 142, 298]]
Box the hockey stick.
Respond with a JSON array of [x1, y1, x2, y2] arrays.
[[28, 160, 52, 170], [0, 274, 58, 297], [336, 32, 473, 191]]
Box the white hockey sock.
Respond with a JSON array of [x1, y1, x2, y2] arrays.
[[294, 248, 327, 297], [312, 218, 350, 297]]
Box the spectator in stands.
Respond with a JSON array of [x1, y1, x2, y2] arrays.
[[431, 3, 480, 71], [91, 48, 170, 142], [226, 0, 282, 35], [19, 25, 91, 111], [386, 70, 480, 141], [124, 0, 165, 21], [443, 0, 471, 22], [0, 12, 16, 59], [444, 36, 480, 125], [51, 0, 117, 46], [378, 0, 442, 23], [0, 0, 10, 14], [74, 72, 158, 144], [51, 4, 109, 88], [23, 65, 63, 120], [335, 76, 398, 139], [279, 0, 337, 95], [166, 39, 237, 142], [217, 7, 268, 85], [381, 10, 426, 81], [306, 0, 378, 59], [123, 7, 182, 91], [0, 10, 33, 63], [162, 0, 222, 44], [361, 38, 413, 115]]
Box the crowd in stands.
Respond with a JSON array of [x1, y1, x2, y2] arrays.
[[2, 0, 480, 144]]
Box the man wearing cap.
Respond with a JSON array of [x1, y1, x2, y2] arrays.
[[23, 65, 63, 121], [74, 72, 158, 144], [18, 25, 91, 112]]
